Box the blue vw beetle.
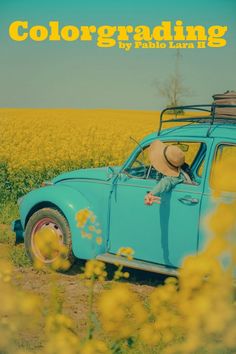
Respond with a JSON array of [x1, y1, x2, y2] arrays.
[[12, 103, 236, 275]]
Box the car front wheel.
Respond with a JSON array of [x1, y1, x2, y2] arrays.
[[24, 207, 75, 271]]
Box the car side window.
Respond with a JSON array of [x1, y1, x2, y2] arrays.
[[210, 143, 236, 192], [124, 141, 207, 184]]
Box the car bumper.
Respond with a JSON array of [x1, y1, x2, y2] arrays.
[[11, 219, 24, 244]]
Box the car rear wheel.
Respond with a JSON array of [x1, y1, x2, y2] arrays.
[[24, 207, 75, 271]]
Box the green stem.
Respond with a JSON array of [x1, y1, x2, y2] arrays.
[[111, 340, 122, 353], [114, 264, 124, 280], [87, 276, 95, 340]]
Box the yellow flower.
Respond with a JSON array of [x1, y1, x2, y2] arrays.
[[96, 237, 102, 245], [45, 314, 75, 334], [81, 230, 93, 239], [80, 339, 110, 354], [44, 329, 79, 354], [98, 283, 147, 339], [116, 247, 135, 260], [139, 323, 161, 346], [76, 208, 91, 228], [82, 260, 107, 281]]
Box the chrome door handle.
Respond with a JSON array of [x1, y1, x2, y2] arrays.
[[178, 197, 199, 205]]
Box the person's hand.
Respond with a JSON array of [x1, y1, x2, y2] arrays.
[[144, 193, 161, 205]]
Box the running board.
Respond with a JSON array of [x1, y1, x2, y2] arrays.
[[96, 253, 178, 276]]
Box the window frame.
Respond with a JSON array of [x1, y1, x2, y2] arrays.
[[123, 145, 153, 180]]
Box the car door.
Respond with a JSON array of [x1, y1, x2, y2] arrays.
[[108, 138, 212, 268]]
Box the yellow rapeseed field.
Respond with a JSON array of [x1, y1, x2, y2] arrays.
[[0, 108, 160, 170], [0, 108, 162, 200]]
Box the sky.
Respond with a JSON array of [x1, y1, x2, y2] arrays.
[[0, 0, 236, 110]]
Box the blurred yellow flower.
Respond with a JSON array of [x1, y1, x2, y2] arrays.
[[82, 260, 107, 281], [80, 339, 110, 354], [116, 247, 134, 260], [98, 283, 147, 339], [96, 237, 102, 245], [76, 208, 92, 228]]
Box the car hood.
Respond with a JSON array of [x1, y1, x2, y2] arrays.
[[53, 166, 121, 183]]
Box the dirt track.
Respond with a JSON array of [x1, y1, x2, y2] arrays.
[[0, 240, 166, 345]]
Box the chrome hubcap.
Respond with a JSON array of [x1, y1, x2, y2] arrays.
[[31, 218, 64, 263]]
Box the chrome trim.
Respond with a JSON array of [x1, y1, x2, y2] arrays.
[[58, 176, 205, 195], [59, 179, 110, 185], [114, 182, 204, 195], [96, 253, 178, 276]]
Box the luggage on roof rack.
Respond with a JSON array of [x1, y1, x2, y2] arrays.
[[157, 91, 236, 136], [213, 91, 236, 117]]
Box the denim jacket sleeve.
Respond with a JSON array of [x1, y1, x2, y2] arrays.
[[150, 174, 184, 196]]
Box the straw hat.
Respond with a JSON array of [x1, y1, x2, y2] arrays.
[[148, 140, 185, 177]]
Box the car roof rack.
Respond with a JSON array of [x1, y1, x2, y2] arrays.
[[157, 104, 236, 136]]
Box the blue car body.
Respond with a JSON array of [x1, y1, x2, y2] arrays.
[[12, 116, 236, 275]]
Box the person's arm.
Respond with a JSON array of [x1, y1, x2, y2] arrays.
[[151, 175, 184, 196], [151, 176, 174, 196], [144, 175, 184, 206]]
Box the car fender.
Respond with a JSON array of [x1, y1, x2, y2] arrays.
[[19, 184, 106, 259]]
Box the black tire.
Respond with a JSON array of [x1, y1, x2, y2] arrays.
[[24, 207, 75, 271]]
